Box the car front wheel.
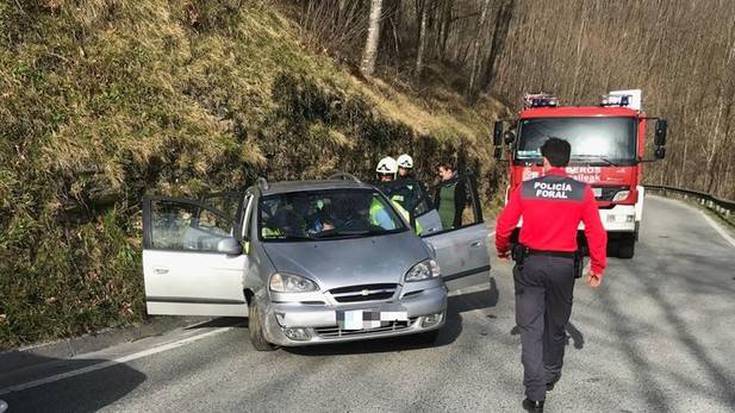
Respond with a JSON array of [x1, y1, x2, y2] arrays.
[[248, 299, 277, 352]]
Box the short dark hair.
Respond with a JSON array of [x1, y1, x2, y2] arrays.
[[540, 137, 571, 167], [437, 161, 455, 171]]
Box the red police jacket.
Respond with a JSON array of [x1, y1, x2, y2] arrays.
[[495, 167, 608, 276]]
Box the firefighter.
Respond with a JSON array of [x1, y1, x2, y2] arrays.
[[434, 161, 466, 230], [495, 137, 607, 412], [373, 157, 422, 234], [393, 154, 430, 215]]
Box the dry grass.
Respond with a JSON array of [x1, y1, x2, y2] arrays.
[[0, 0, 503, 349]]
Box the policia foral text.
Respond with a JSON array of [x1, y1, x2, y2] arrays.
[[495, 138, 607, 412]]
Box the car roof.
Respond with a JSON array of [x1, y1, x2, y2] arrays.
[[256, 179, 377, 196]]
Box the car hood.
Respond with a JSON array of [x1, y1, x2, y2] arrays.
[[261, 231, 430, 290]]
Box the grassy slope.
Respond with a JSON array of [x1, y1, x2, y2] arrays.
[[0, 0, 503, 349]]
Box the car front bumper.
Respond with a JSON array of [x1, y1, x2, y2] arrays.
[[261, 285, 447, 347]]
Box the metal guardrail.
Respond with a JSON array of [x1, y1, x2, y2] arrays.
[[644, 184, 735, 219]]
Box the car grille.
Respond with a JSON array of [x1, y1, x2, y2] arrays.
[[314, 317, 419, 338], [594, 186, 627, 202], [329, 283, 398, 303]]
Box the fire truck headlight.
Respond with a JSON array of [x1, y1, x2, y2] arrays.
[[612, 190, 631, 202]]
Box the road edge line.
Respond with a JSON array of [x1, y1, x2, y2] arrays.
[[698, 209, 735, 248], [0, 326, 233, 396]]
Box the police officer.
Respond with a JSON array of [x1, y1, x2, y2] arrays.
[[495, 137, 607, 412]]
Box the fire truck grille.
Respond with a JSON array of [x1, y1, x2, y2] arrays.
[[594, 186, 628, 202]]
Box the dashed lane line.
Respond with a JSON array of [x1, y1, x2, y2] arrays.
[[0, 326, 234, 396]]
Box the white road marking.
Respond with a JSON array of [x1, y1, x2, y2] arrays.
[[698, 210, 735, 248], [0, 327, 233, 396]]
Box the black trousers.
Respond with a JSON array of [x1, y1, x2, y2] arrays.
[[513, 255, 575, 401]]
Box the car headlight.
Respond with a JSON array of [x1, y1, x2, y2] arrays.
[[405, 259, 441, 282], [269, 273, 319, 293], [612, 190, 631, 202]]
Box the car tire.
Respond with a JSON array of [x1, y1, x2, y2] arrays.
[[415, 329, 440, 345], [248, 300, 276, 352], [617, 234, 635, 259]]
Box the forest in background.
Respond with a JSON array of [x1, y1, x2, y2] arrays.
[[291, 0, 735, 198]]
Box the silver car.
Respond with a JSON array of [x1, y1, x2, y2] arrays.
[[142, 174, 490, 350]]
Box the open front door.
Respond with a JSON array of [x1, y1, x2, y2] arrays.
[[421, 174, 491, 287], [142, 195, 249, 317]]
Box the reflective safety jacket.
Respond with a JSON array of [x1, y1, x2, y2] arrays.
[[370, 198, 423, 235], [391, 176, 429, 214], [495, 167, 607, 276]]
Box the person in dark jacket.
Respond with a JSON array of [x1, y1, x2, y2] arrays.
[[393, 154, 432, 216], [434, 162, 466, 230]]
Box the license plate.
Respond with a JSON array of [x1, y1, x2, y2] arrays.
[[593, 187, 603, 197], [337, 310, 408, 330]]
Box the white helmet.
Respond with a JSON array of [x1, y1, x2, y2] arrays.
[[376, 156, 398, 175], [397, 154, 414, 169]]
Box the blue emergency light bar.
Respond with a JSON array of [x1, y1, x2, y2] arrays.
[[523, 93, 559, 108]]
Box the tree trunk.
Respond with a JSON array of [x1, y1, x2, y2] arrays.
[[360, 0, 383, 76], [415, 1, 429, 78], [438, 0, 453, 61], [466, 0, 491, 101], [479, 0, 515, 93]]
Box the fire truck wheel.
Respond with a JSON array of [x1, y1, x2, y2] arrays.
[[618, 234, 636, 259]]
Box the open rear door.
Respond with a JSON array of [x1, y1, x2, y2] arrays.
[[421, 174, 491, 288], [142, 195, 249, 317]]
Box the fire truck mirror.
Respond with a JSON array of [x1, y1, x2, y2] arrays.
[[503, 130, 515, 145], [655, 146, 666, 159], [655, 119, 668, 146], [493, 121, 503, 146]]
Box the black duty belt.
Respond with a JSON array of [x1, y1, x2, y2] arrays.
[[526, 249, 576, 259]]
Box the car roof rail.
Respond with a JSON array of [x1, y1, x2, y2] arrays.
[[328, 172, 362, 183], [256, 177, 270, 191]]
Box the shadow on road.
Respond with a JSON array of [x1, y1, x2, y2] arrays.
[[184, 317, 247, 330], [509, 322, 584, 350], [0, 353, 145, 413]]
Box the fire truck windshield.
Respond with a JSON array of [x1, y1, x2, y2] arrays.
[[515, 117, 637, 166]]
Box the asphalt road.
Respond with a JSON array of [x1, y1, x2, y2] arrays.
[[1, 196, 734, 412]]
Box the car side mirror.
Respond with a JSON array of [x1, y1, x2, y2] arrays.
[[655, 119, 667, 146], [503, 130, 515, 145], [216, 237, 243, 255], [493, 121, 503, 146]]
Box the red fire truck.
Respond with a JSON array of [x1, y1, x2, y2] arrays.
[[493, 90, 668, 258]]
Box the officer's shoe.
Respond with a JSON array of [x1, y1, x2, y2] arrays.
[[522, 398, 544, 412]]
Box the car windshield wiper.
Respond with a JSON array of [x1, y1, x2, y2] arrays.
[[312, 230, 374, 239], [268, 234, 314, 241]]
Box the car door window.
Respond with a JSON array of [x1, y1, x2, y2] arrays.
[[423, 174, 483, 236], [147, 199, 233, 252]]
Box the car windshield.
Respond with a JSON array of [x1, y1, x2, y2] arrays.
[[515, 117, 637, 166], [259, 189, 407, 242]]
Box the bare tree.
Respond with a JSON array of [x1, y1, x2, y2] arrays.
[[361, 0, 384, 76], [415, 0, 429, 78], [479, 0, 514, 92], [466, 0, 491, 100]]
